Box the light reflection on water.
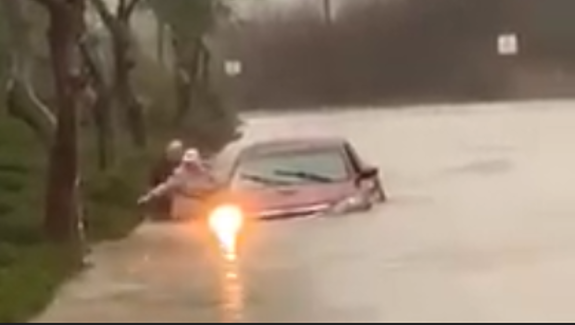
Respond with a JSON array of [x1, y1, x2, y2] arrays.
[[216, 232, 246, 323]]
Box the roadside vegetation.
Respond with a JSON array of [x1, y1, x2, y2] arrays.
[[0, 0, 240, 322]]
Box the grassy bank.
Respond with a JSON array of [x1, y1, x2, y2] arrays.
[[0, 114, 152, 322]]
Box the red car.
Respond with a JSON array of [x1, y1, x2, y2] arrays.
[[210, 137, 386, 220]]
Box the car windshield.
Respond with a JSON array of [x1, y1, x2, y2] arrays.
[[232, 148, 350, 188]]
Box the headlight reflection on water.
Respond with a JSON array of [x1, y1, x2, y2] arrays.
[[219, 247, 244, 323], [208, 204, 246, 323]]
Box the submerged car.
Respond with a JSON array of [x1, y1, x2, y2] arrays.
[[208, 137, 387, 221]]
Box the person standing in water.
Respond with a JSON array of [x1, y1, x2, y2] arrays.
[[140, 147, 217, 220], [147, 139, 185, 220]]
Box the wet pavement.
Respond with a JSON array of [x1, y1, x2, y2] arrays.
[[36, 101, 575, 322]]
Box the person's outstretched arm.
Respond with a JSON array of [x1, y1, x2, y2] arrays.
[[138, 168, 183, 204]]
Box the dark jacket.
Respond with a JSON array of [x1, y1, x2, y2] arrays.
[[150, 158, 180, 188]]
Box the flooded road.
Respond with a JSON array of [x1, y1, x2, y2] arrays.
[[37, 101, 575, 322]]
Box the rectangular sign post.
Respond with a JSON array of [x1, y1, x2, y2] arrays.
[[497, 33, 519, 56], [225, 60, 242, 77]]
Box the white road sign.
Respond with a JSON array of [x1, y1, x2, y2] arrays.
[[498, 33, 519, 56], [225, 60, 242, 76]]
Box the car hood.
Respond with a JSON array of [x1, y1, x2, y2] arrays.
[[236, 182, 357, 215]]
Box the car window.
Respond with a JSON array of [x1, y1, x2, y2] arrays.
[[343, 142, 363, 173], [210, 143, 242, 183], [231, 148, 350, 188]]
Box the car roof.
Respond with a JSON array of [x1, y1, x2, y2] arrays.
[[241, 137, 349, 157]]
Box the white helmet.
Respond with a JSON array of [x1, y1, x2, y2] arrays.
[[182, 148, 201, 164]]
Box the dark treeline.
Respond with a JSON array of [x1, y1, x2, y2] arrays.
[[219, 0, 575, 110]]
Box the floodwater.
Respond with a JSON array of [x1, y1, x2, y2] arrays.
[[36, 100, 575, 322]]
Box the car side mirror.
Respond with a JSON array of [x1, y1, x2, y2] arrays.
[[357, 166, 378, 182]]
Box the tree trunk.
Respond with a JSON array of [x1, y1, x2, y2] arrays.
[[172, 37, 203, 125], [93, 95, 114, 169], [113, 25, 146, 148], [5, 77, 55, 146], [157, 22, 165, 65], [79, 37, 115, 169], [89, 0, 146, 149], [40, 0, 85, 244]]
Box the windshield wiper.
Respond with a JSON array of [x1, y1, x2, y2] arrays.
[[240, 173, 293, 186], [274, 170, 335, 183]]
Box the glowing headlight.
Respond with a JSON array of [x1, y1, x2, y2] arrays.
[[208, 204, 244, 237]]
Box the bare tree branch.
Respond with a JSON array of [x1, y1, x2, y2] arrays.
[[91, 0, 146, 147], [121, 0, 141, 19], [116, 0, 125, 15], [2, 0, 56, 140], [90, 0, 117, 31]]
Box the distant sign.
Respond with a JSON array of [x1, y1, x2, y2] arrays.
[[498, 33, 519, 56], [225, 60, 242, 77]]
